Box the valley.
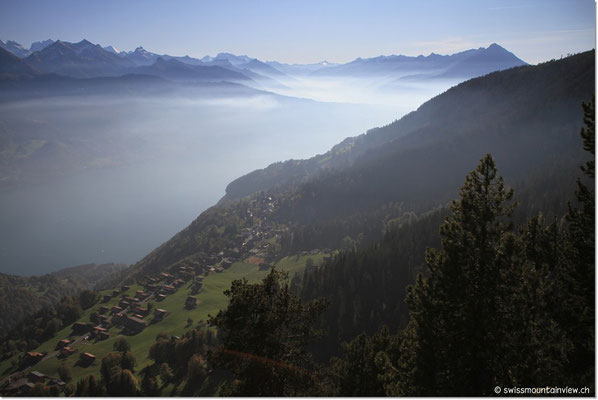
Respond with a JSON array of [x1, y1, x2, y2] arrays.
[[0, 8, 594, 394]]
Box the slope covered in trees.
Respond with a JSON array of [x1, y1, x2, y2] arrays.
[[132, 51, 593, 279]]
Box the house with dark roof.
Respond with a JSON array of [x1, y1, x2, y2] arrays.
[[185, 296, 197, 309], [24, 351, 45, 364], [4, 378, 34, 395], [124, 315, 147, 333], [28, 371, 47, 383], [80, 352, 96, 364], [60, 346, 76, 357]]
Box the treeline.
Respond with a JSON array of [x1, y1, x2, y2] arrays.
[[301, 99, 595, 395], [0, 289, 99, 362], [294, 207, 446, 360], [0, 263, 126, 337]]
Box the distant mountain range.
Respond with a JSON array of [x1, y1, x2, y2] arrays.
[[312, 43, 526, 79], [0, 38, 528, 86]]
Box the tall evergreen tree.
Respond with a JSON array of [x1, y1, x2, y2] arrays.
[[208, 267, 329, 396], [397, 154, 517, 396], [560, 97, 595, 389]]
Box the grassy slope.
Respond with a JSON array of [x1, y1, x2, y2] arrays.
[[0, 253, 328, 386]]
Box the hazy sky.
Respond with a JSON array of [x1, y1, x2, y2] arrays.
[[0, 0, 595, 64]]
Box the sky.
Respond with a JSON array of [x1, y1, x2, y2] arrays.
[[0, 0, 595, 64]]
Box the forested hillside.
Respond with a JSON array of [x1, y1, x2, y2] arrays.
[[0, 263, 127, 337], [133, 51, 594, 280], [224, 51, 593, 207]]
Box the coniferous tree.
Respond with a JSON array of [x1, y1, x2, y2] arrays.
[[208, 267, 329, 396], [330, 325, 400, 396], [397, 154, 517, 396], [560, 97, 595, 389]]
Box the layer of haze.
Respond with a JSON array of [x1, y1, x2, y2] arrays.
[[0, 78, 457, 276]]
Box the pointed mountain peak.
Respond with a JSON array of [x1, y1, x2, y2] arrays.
[[30, 39, 54, 52], [103, 45, 120, 54]]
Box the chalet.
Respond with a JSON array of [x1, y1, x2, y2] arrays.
[[111, 305, 123, 314], [222, 259, 233, 268], [160, 272, 175, 283], [119, 300, 130, 308], [123, 295, 137, 303], [102, 294, 112, 303], [93, 326, 107, 333], [134, 314, 145, 320], [4, 378, 34, 395], [154, 308, 168, 319], [25, 351, 44, 361], [98, 306, 109, 314], [48, 379, 66, 388], [112, 290, 120, 297], [134, 306, 149, 316], [98, 331, 110, 340], [124, 315, 147, 333], [185, 296, 197, 309], [99, 314, 109, 322], [215, 266, 225, 273], [72, 322, 90, 334], [162, 284, 176, 294], [28, 371, 47, 383], [80, 352, 96, 363], [60, 346, 76, 357], [156, 293, 167, 301], [112, 312, 125, 324], [121, 285, 130, 292], [56, 339, 71, 349], [173, 279, 184, 288], [179, 270, 192, 279], [136, 290, 148, 299]]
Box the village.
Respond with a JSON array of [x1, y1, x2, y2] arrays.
[[0, 193, 323, 396]]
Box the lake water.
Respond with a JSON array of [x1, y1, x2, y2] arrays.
[[0, 94, 414, 275]]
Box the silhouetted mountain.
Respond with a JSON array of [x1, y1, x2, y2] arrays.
[[0, 40, 31, 58], [0, 47, 37, 75], [132, 57, 252, 82], [30, 39, 55, 52], [314, 43, 527, 80], [102, 44, 120, 54], [208, 52, 254, 66], [24, 39, 135, 78], [223, 51, 593, 218], [239, 59, 287, 77], [161, 54, 204, 65], [266, 60, 339, 75], [121, 46, 161, 66]]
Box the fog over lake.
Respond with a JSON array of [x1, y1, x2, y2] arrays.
[[0, 79, 458, 275]]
